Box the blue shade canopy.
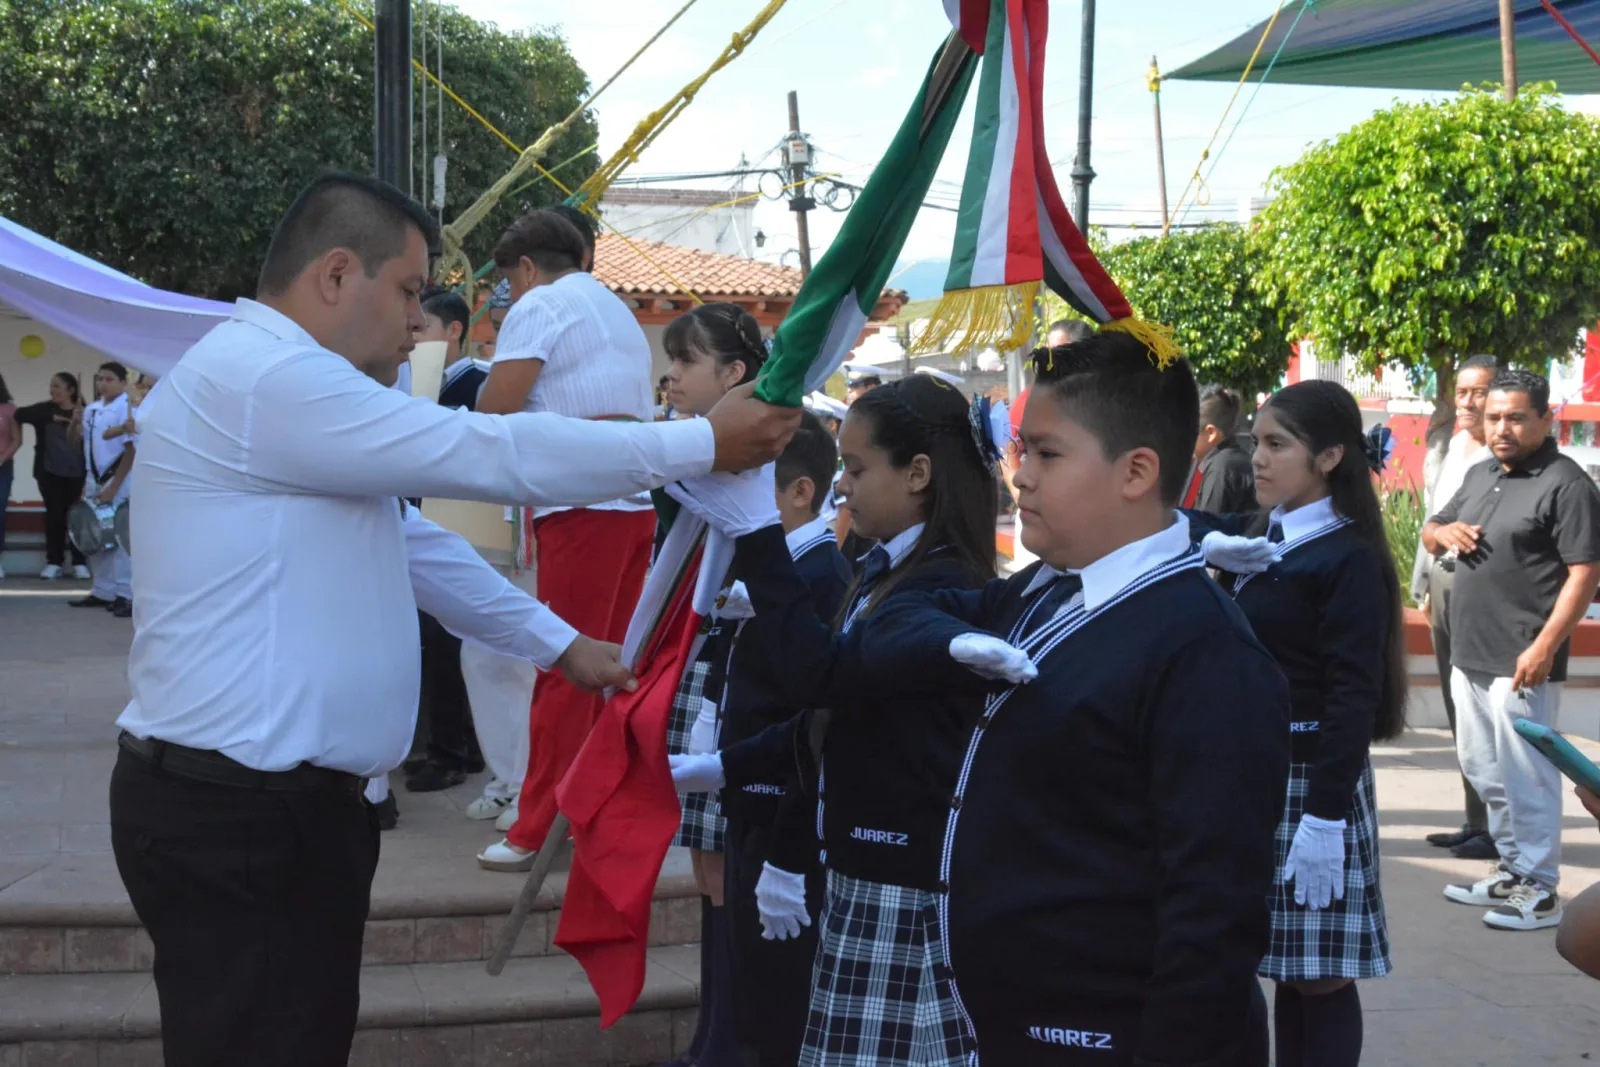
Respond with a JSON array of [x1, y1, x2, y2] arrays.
[[1169, 0, 1600, 93]]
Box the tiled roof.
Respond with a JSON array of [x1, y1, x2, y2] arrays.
[[593, 234, 803, 300]]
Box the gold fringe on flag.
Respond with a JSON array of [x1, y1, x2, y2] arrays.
[[912, 281, 1041, 357], [1099, 316, 1184, 370]]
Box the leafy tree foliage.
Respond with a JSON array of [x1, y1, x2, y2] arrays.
[[0, 0, 598, 299]]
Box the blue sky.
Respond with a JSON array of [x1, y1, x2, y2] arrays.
[[444, 0, 1584, 270]]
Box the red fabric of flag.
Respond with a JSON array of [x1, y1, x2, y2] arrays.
[[1181, 463, 1203, 509], [1584, 326, 1600, 403], [552, 565, 703, 1028]]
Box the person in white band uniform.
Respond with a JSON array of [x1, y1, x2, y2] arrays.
[[108, 172, 797, 1067]]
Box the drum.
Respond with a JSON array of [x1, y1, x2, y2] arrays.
[[114, 501, 132, 556], [67, 499, 119, 557]]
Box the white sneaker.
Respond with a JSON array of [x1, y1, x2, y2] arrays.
[[494, 803, 520, 833], [1483, 879, 1563, 931], [39, 564, 62, 580], [477, 837, 535, 872], [1443, 864, 1519, 907], [465, 791, 515, 821], [71, 564, 91, 580]]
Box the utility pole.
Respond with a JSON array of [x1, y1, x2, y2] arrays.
[[1070, 0, 1097, 230], [374, 0, 413, 194], [785, 91, 814, 278], [1499, 0, 1518, 100], [1149, 56, 1170, 235]]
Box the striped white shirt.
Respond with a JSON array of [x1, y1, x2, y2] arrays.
[[494, 272, 653, 514]]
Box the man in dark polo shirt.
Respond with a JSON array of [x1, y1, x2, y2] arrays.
[[1423, 368, 1600, 932]]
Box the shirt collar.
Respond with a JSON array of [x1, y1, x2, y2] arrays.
[[1272, 495, 1339, 542], [1501, 437, 1560, 477], [233, 297, 321, 350], [784, 515, 833, 559], [879, 523, 925, 568], [441, 358, 474, 387], [1022, 513, 1193, 611]]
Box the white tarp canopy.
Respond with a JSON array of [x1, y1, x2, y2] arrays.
[[0, 215, 230, 377]]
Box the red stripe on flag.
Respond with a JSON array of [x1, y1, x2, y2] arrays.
[[957, 0, 991, 52], [1002, 0, 1042, 286], [552, 558, 704, 1028]]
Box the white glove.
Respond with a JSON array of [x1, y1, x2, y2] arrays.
[[688, 697, 719, 756], [1281, 813, 1346, 910], [669, 752, 725, 793], [665, 464, 781, 538], [755, 863, 811, 941], [949, 633, 1038, 684], [717, 580, 757, 620], [1200, 532, 1276, 574]]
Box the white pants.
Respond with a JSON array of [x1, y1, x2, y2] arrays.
[[1453, 667, 1564, 888], [460, 563, 538, 799], [89, 544, 132, 600]]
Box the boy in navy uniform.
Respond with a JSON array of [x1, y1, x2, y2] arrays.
[[716, 412, 852, 1066], [856, 334, 1290, 1065]]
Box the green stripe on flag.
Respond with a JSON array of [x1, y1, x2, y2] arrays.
[[945, 0, 1007, 294]]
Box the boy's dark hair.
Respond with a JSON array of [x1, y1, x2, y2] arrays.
[[846, 374, 998, 617], [1030, 333, 1199, 506], [1047, 319, 1096, 344], [775, 410, 839, 516], [98, 361, 128, 382], [492, 209, 588, 274], [1489, 367, 1551, 416], [1260, 380, 1408, 741], [421, 287, 472, 348], [1198, 383, 1243, 438], [258, 172, 440, 296], [547, 203, 598, 269], [663, 302, 768, 383]]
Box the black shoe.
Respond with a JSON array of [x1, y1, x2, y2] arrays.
[[404, 760, 467, 793], [110, 598, 132, 618], [1427, 824, 1478, 848], [374, 793, 399, 830], [69, 595, 113, 609], [1452, 831, 1499, 860], [401, 755, 429, 775]]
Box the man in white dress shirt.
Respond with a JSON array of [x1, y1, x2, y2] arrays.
[[109, 173, 798, 1066], [69, 362, 134, 614]]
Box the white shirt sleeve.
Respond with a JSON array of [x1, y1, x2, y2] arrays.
[[244, 349, 715, 505], [491, 295, 557, 364], [404, 507, 578, 669]]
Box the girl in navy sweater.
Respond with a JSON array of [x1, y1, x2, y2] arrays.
[[670, 372, 999, 1067], [1189, 379, 1406, 1067]]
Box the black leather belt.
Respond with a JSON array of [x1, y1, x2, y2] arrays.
[[117, 731, 362, 798]]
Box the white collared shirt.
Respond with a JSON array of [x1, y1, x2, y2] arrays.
[[1428, 430, 1484, 515], [878, 522, 926, 567], [118, 298, 716, 776], [83, 393, 130, 483], [1024, 512, 1193, 613], [1271, 496, 1340, 543], [785, 515, 834, 559]]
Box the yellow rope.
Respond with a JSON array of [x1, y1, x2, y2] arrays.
[[1163, 0, 1287, 236]]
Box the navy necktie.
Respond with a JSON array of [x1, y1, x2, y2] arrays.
[[859, 545, 892, 588], [1267, 522, 1284, 544], [1024, 572, 1085, 639]]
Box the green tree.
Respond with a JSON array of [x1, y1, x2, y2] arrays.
[[1253, 84, 1600, 384], [0, 0, 598, 299], [1045, 223, 1290, 397]]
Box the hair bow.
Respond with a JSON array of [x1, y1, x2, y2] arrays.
[[968, 395, 1007, 468], [488, 278, 513, 310], [1363, 424, 1395, 475]]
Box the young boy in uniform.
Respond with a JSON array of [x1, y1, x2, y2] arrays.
[[856, 333, 1291, 1065]]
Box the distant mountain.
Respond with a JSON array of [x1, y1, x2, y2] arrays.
[[888, 258, 950, 300]]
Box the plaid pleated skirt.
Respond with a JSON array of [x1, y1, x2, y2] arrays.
[[667, 657, 724, 853], [1260, 759, 1392, 982], [799, 871, 973, 1067]]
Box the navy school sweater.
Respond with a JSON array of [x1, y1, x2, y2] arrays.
[[854, 538, 1290, 1067], [717, 524, 988, 888]]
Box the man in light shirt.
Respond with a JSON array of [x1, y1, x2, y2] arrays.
[[110, 172, 797, 1066], [70, 361, 134, 614], [475, 209, 661, 872]]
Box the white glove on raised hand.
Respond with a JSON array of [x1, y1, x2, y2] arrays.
[[1200, 532, 1277, 574], [755, 863, 811, 941], [688, 697, 719, 756], [668, 752, 725, 793], [1281, 813, 1346, 910], [665, 464, 781, 539], [949, 633, 1039, 684], [717, 580, 757, 620]]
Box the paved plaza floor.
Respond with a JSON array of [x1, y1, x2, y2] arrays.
[[4, 578, 1600, 1064]]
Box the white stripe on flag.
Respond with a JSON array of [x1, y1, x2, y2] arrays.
[[801, 291, 871, 395], [1036, 190, 1111, 322], [972, 26, 1020, 289]]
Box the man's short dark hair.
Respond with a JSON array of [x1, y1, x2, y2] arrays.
[[1490, 367, 1551, 416], [493, 210, 587, 274], [1047, 319, 1096, 344], [1031, 333, 1200, 506], [257, 172, 441, 296], [776, 410, 839, 515], [548, 203, 598, 266], [421, 287, 471, 345], [1198, 383, 1242, 437], [1461, 353, 1501, 373]]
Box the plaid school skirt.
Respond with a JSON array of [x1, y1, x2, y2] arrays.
[[1260, 759, 1392, 982], [667, 657, 725, 853], [799, 871, 973, 1067]]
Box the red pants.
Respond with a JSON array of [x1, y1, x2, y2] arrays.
[[507, 507, 656, 851]]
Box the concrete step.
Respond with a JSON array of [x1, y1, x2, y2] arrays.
[[0, 849, 702, 975], [0, 944, 702, 1066]]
